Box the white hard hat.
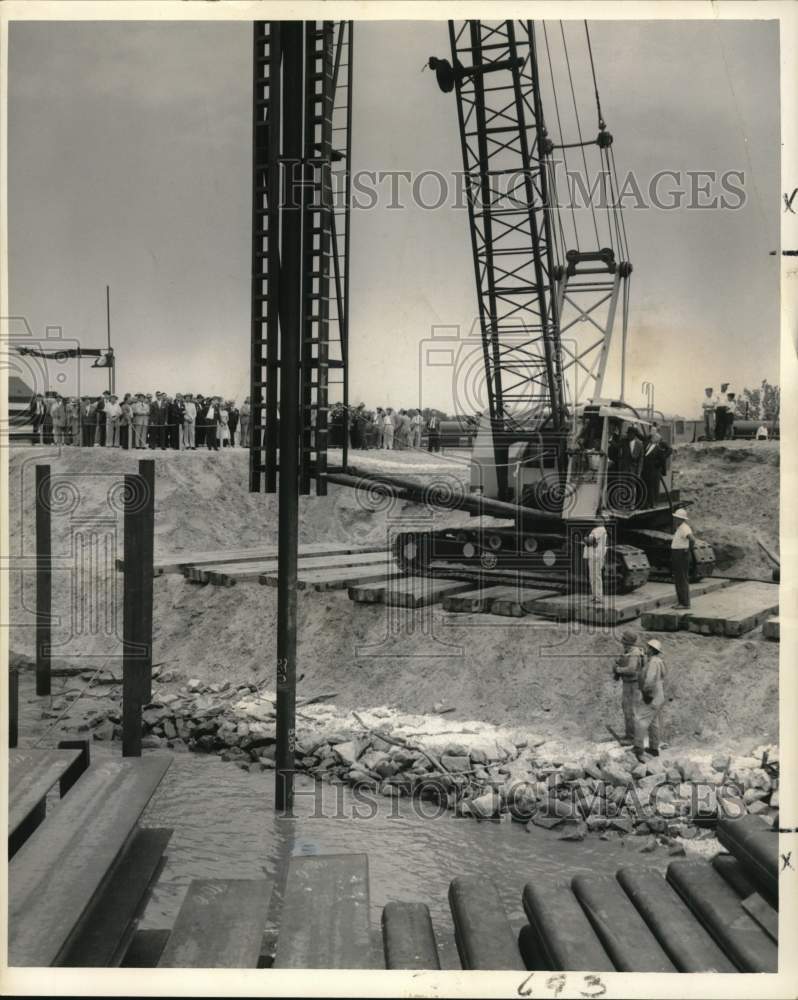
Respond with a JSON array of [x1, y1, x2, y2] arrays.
[[646, 638, 662, 652], [673, 508, 689, 520]]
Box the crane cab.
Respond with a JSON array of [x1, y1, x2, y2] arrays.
[[562, 401, 674, 521]]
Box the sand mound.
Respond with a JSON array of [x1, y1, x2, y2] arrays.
[[673, 440, 779, 577], [8, 443, 779, 750]]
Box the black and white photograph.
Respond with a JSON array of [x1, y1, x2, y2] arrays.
[[1, 1, 796, 995]]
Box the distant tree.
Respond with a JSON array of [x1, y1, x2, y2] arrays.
[[735, 380, 780, 421]]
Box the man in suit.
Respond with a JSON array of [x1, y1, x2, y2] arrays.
[[350, 403, 365, 449], [621, 425, 644, 508], [714, 383, 730, 440], [227, 401, 240, 446], [427, 411, 441, 453], [93, 392, 109, 447], [204, 397, 220, 451], [701, 387, 716, 441], [80, 397, 94, 447], [159, 394, 171, 449], [148, 393, 163, 449], [29, 394, 47, 444], [169, 395, 185, 449], [195, 395, 206, 448], [642, 433, 662, 508]]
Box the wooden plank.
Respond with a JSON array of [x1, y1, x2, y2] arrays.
[[532, 577, 732, 626], [9, 753, 172, 967], [263, 565, 404, 591], [205, 550, 392, 585], [487, 586, 561, 618], [350, 575, 477, 607], [383, 577, 475, 609], [158, 878, 272, 968], [682, 582, 779, 638], [304, 569, 404, 593], [442, 586, 508, 613], [60, 827, 173, 967], [9, 748, 82, 848], [349, 579, 395, 604], [641, 582, 779, 638], [762, 616, 780, 641], [448, 876, 525, 970], [273, 854, 378, 969], [118, 541, 385, 575]]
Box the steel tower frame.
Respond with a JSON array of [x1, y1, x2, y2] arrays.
[[447, 20, 567, 435], [444, 20, 631, 429], [249, 21, 353, 497]]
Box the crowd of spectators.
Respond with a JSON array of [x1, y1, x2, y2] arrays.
[[330, 403, 446, 452], [27, 390, 252, 450], [26, 392, 463, 455]]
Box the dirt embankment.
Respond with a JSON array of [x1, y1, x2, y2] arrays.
[[8, 442, 780, 752], [673, 439, 779, 577]]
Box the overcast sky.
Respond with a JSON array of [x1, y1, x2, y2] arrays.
[[8, 17, 779, 416]]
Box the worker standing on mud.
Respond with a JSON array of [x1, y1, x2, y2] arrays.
[[634, 638, 666, 761], [614, 629, 644, 745], [583, 516, 608, 605], [671, 507, 695, 609]]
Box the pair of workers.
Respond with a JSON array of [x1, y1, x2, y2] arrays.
[[584, 507, 695, 610], [614, 631, 666, 761]]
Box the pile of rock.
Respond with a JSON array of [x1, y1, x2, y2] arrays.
[[48, 672, 779, 845]]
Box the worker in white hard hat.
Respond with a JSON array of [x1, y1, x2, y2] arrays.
[[633, 637, 666, 761], [671, 508, 695, 609], [614, 629, 645, 745], [583, 515, 608, 605]]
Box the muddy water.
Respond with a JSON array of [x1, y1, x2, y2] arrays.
[[140, 754, 670, 969]]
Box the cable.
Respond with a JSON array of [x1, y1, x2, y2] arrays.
[[542, 21, 579, 252], [584, 20, 603, 128], [609, 144, 631, 262], [560, 21, 600, 248]]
